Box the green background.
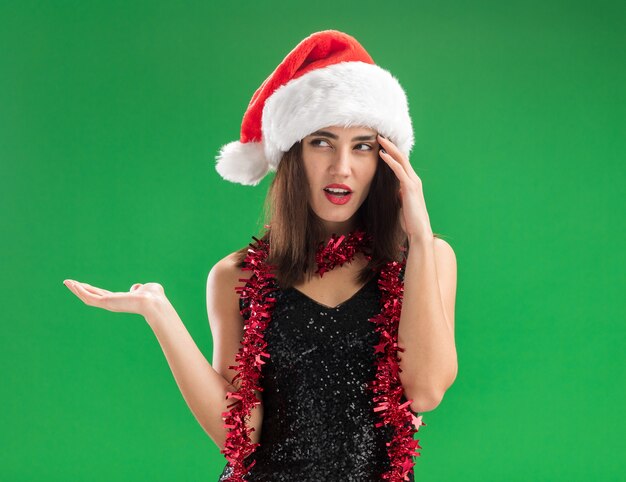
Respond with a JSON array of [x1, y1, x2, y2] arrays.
[[1, 1, 624, 480]]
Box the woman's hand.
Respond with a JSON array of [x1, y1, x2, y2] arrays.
[[63, 279, 168, 319], [377, 133, 434, 243]]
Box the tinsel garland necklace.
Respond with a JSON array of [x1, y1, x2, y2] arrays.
[[220, 229, 426, 481]]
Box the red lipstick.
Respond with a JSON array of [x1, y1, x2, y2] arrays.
[[323, 183, 353, 205]]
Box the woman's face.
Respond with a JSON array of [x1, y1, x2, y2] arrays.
[[301, 125, 380, 234]]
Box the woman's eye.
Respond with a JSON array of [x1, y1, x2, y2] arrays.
[[309, 140, 372, 151], [311, 139, 330, 147]]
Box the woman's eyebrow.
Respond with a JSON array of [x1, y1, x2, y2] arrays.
[[309, 130, 377, 141]]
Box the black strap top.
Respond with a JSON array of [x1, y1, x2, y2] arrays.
[[218, 270, 415, 481]]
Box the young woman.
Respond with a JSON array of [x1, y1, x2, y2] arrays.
[[63, 30, 457, 482]]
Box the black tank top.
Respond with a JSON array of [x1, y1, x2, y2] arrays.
[[218, 269, 415, 481]]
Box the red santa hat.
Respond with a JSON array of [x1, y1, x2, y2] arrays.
[[215, 29, 415, 186]]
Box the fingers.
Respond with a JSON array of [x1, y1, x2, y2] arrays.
[[377, 133, 406, 164], [80, 282, 112, 295], [64, 279, 120, 312], [64, 280, 110, 296], [64, 280, 102, 305], [379, 148, 412, 185], [377, 134, 419, 182]]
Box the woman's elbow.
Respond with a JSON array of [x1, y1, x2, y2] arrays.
[[410, 392, 443, 413]]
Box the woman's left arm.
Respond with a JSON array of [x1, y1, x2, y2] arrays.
[[377, 134, 458, 414], [398, 235, 458, 413]]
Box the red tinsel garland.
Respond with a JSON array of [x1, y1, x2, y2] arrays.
[[220, 229, 426, 481]]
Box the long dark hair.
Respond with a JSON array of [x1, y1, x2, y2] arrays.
[[234, 139, 442, 289]]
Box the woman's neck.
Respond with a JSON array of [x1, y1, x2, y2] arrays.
[[319, 221, 363, 242]]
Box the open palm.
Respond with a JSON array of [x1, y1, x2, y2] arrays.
[[63, 279, 165, 317]]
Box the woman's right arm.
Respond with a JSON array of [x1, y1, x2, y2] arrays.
[[144, 293, 234, 451], [63, 252, 262, 452], [144, 252, 262, 451]]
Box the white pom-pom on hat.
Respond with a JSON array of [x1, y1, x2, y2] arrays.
[[215, 140, 269, 187]]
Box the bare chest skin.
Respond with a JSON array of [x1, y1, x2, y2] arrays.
[[290, 252, 372, 309]]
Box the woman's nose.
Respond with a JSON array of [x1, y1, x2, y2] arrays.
[[330, 150, 352, 175]]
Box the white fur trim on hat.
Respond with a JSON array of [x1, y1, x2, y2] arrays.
[[262, 61, 414, 171]]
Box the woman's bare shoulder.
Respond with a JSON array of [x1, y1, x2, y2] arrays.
[[206, 248, 255, 336], [211, 248, 254, 287]]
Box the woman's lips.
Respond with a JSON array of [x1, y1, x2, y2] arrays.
[[324, 190, 352, 205]]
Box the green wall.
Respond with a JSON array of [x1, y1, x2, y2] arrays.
[[1, 0, 623, 480]]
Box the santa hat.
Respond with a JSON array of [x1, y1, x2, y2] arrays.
[[214, 29, 414, 186]]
